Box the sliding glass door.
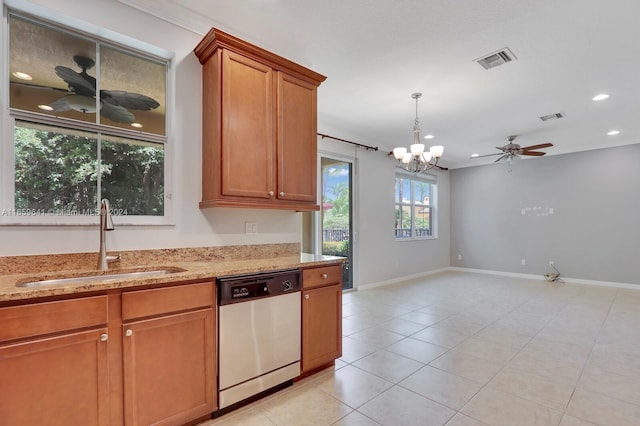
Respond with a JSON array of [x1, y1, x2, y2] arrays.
[[320, 157, 353, 290], [301, 155, 354, 290]]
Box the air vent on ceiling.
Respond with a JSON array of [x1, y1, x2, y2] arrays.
[[540, 112, 565, 122], [475, 48, 517, 70]]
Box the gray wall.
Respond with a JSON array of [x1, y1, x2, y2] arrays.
[[450, 143, 640, 285]]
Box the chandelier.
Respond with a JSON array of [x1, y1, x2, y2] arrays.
[[392, 93, 444, 172]]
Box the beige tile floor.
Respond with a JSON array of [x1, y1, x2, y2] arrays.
[[201, 271, 640, 426]]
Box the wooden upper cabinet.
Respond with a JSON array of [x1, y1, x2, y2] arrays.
[[221, 51, 274, 200], [277, 72, 317, 203], [195, 27, 326, 211]]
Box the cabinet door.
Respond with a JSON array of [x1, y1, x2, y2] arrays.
[[302, 284, 342, 373], [0, 329, 109, 426], [221, 50, 275, 199], [122, 308, 215, 426], [277, 72, 318, 203]]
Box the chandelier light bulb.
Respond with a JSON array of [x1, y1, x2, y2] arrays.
[[410, 143, 425, 155], [430, 145, 444, 158], [393, 147, 407, 160]]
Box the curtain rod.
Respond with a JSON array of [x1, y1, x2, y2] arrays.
[[317, 133, 379, 151]]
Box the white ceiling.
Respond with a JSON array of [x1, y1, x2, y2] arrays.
[[120, 0, 640, 168]]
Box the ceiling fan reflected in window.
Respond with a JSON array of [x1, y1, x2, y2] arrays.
[[46, 55, 160, 124], [471, 135, 553, 164]]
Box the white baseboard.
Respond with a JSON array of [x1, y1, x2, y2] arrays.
[[357, 267, 450, 291], [357, 266, 640, 291], [448, 267, 640, 290]]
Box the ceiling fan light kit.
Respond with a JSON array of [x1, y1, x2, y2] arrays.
[[392, 93, 445, 173]]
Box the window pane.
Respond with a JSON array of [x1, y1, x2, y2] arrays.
[[100, 46, 166, 135], [101, 137, 164, 216], [395, 177, 412, 204], [413, 180, 431, 205], [14, 122, 97, 212], [415, 206, 431, 237], [10, 15, 98, 124], [394, 178, 402, 203], [395, 205, 412, 238]]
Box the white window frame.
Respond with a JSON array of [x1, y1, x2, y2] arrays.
[[0, 0, 175, 226], [394, 172, 438, 241]]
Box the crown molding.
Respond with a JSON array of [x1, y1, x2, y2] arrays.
[[115, 0, 212, 35]]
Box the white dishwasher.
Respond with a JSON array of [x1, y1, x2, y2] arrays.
[[216, 269, 301, 411]]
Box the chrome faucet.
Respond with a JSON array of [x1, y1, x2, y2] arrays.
[[97, 199, 120, 270]]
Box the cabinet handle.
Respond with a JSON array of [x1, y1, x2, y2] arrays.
[[268, 191, 274, 197], [321, 273, 328, 279], [279, 192, 285, 197], [125, 329, 133, 337], [100, 333, 108, 342], [305, 294, 309, 300]]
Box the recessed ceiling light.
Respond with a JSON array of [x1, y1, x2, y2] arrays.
[[607, 130, 620, 136], [131, 122, 143, 128], [12, 71, 32, 80], [423, 134, 434, 140], [592, 93, 610, 101], [470, 153, 479, 158], [38, 104, 54, 111]]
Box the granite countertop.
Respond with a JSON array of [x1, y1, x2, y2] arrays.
[[0, 251, 344, 303]]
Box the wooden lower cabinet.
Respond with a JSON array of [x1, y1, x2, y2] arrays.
[[0, 281, 216, 426], [0, 295, 109, 425], [301, 265, 342, 374], [0, 328, 110, 425], [122, 308, 215, 426], [121, 281, 216, 426]]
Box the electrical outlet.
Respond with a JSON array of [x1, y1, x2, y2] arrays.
[[458, 254, 462, 261], [521, 258, 526, 265], [549, 261, 555, 268], [245, 221, 258, 235]]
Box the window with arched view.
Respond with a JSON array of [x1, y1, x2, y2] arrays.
[[5, 12, 169, 222], [395, 174, 436, 239]]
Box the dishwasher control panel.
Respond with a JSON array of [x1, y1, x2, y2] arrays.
[[217, 269, 301, 305]]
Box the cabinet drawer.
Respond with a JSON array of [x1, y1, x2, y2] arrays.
[[122, 282, 214, 321], [0, 295, 108, 342], [302, 265, 342, 289]]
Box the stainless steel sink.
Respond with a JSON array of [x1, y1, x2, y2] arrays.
[[16, 268, 186, 288]]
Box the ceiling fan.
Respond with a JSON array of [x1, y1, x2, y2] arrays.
[[45, 55, 160, 124], [471, 135, 553, 162]]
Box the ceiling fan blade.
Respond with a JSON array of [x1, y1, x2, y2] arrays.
[[48, 97, 73, 111], [54, 66, 95, 95], [10, 81, 68, 93], [521, 151, 546, 156], [520, 143, 553, 151], [101, 90, 160, 111], [471, 152, 503, 158], [100, 102, 135, 123], [494, 154, 507, 163]]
